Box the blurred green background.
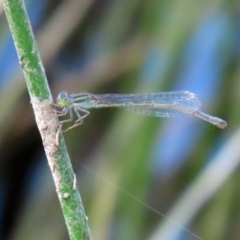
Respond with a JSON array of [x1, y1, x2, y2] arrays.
[[0, 0, 239, 239]]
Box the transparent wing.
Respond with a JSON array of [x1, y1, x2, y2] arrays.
[[119, 91, 201, 117]]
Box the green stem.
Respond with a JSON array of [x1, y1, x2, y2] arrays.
[[3, 0, 91, 239]]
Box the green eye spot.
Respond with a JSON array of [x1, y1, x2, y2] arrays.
[[57, 92, 70, 107], [58, 98, 70, 107]]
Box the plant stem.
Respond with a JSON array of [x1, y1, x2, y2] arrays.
[[3, 0, 91, 239]]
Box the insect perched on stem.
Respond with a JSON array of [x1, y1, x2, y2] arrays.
[[54, 90, 227, 132]]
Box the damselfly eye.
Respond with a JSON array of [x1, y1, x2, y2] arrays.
[[57, 92, 70, 107], [57, 91, 68, 101]]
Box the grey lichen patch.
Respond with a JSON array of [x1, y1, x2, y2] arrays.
[[31, 96, 73, 194], [32, 96, 57, 153], [31, 97, 60, 182]]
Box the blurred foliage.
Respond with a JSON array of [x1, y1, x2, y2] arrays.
[[0, 0, 239, 240]]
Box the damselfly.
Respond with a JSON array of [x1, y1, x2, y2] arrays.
[[55, 91, 227, 131]]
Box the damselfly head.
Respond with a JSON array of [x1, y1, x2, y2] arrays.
[[57, 91, 70, 107]]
